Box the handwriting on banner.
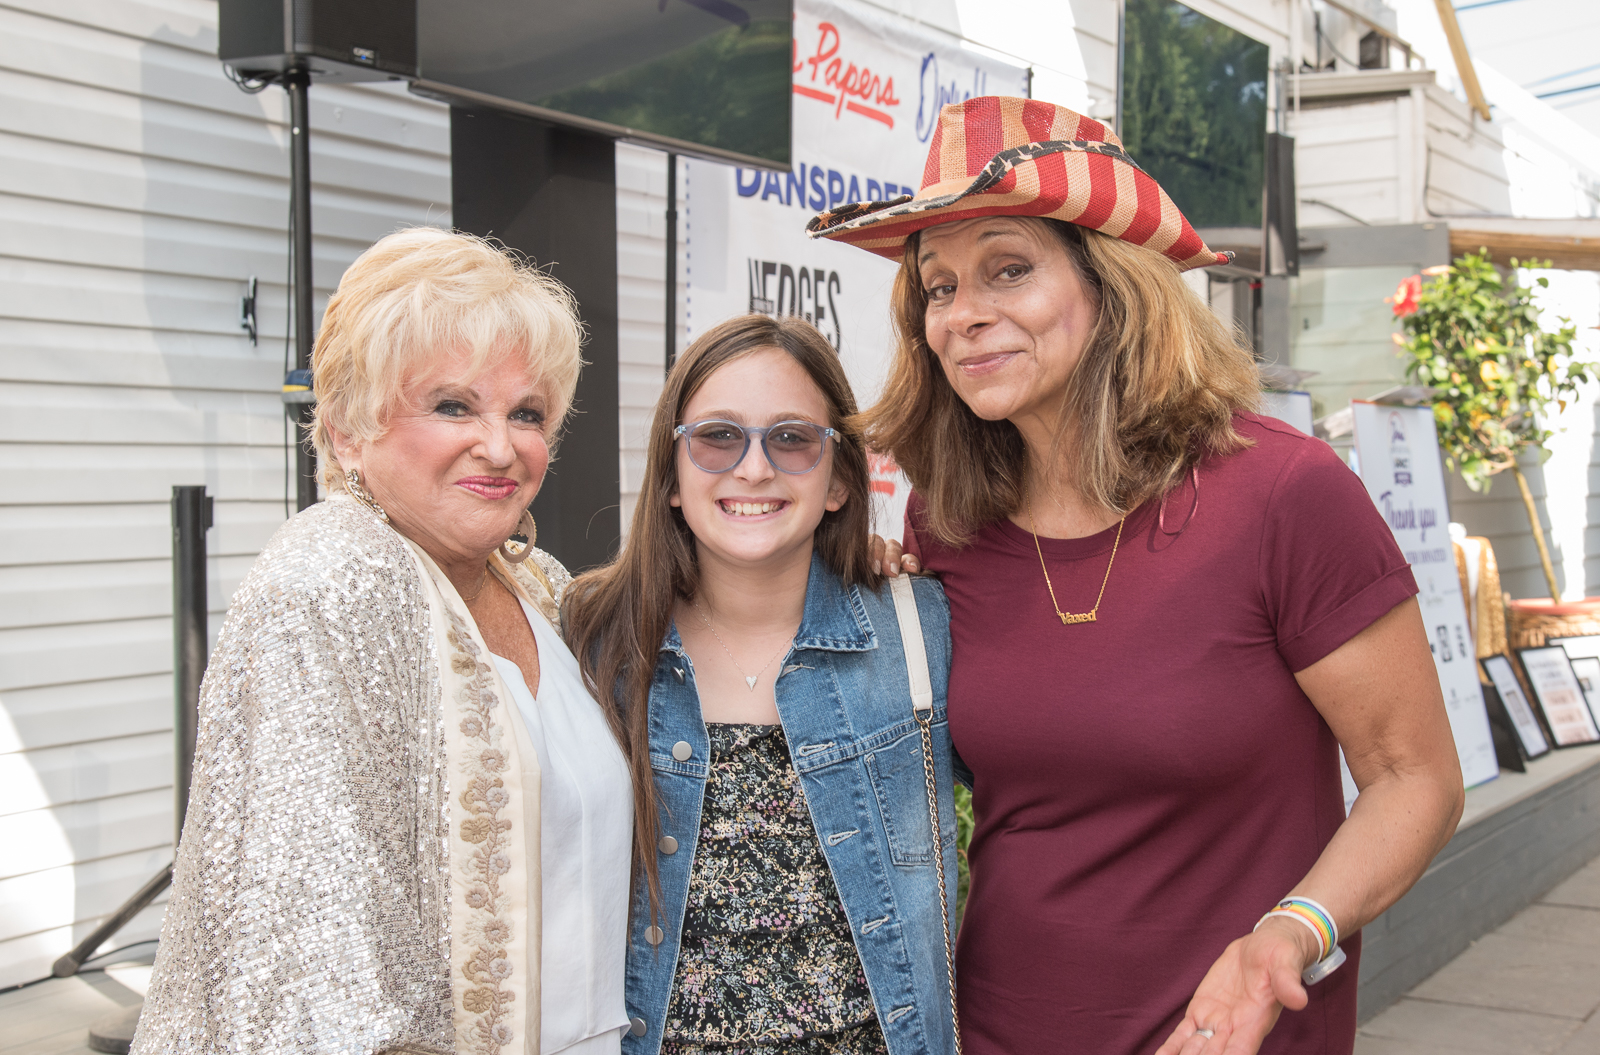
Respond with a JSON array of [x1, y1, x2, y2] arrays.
[[1378, 490, 1441, 542], [794, 20, 902, 127], [747, 259, 843, 348], [915, 52, 996, 143], [736, 162, 916, 211]]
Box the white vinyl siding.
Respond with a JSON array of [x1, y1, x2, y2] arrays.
[[615, 143, 676, 536], [1293, 81, 1512, 227], [0, 0, 449, 986]]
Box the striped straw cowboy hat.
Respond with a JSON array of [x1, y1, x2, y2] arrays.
[[806, 96, 1231, 271]]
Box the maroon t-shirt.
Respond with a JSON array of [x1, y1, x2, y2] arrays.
[[904, 414, 1417, 1055]]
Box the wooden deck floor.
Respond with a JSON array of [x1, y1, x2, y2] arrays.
[[0, 955, 152, 1055]]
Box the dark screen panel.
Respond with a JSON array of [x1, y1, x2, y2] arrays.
[[1121, 0, 1268, 229], [451, 110, 621, 572], [420, 0, 791, 165]]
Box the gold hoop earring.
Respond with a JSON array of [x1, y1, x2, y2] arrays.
[[345, 468, 389, 523], [499, 508, 536, 564]]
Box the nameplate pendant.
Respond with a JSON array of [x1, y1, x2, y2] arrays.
[[1059, 611, 1096, 625]]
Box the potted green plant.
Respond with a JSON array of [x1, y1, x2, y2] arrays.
[[1389, 250, 1593, 617]]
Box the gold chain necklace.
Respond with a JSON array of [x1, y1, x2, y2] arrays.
[[460, 566, 491, 604], [692, 600, 792, 691], [1023, 478, 1125, 625]]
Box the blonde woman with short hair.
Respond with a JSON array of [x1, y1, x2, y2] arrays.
[[133, 227, 634, 1055], [811, 98, 1466, 1055]]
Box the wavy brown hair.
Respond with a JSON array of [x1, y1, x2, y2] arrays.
[[861, 219, 1260, 546], [563, 314, 880, 920]]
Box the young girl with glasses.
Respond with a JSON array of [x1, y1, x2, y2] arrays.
[[564, 314, 962, 1055]]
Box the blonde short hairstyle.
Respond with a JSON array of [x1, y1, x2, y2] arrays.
[[310, 227, 585, 490]]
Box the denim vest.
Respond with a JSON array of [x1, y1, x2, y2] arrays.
[[623, 555, 959, 1055]]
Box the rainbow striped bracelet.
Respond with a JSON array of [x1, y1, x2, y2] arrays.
[[1255, 896, 1344, 984]]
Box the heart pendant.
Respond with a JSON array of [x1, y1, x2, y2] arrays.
[[745, 675, 759, 690]]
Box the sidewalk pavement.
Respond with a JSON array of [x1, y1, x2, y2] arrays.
[[0, 954, 150, 1055], [5, 855, 1599, 1054], [1355, 851, 1600, 1055]]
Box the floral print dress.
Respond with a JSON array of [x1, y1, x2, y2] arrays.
[[660, 723, 889, 1055]]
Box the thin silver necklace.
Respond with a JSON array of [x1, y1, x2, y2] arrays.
[[692, 599, 791, 692]]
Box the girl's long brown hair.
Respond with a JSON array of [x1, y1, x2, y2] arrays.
[[562, 313, 880, 920], [861, 219, 1261, 547]]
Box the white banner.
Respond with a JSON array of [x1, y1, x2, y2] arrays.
[[1350, 402, 1499, 788], [684, 0, 1029, 533]]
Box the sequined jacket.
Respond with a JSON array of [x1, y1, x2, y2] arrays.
[[131, 494, 571, 1055]]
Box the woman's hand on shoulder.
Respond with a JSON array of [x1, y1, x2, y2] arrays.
[[868, 534, 921, 576], [1155, 917, 1319, 1055]]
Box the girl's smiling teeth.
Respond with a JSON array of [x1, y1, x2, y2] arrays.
[[719, 499, 787, 516]]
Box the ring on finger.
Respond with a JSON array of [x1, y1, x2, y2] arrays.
[[1194, 1028, 1216, 1040]]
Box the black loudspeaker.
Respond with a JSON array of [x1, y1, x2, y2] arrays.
[[452, 108, 622, 573], [219, 0, 417, 81]]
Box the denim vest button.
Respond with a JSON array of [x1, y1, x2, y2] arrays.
[[629, 1017, 648, 1037], [672, 666, 686, 683], [645, 925, 665, 945], [672, 741, 693, 761], [659, 835, 679, 854]]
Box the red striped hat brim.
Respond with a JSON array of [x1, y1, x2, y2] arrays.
[[807, 139, 1230, 271]]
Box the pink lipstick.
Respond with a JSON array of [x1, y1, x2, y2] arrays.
[[457, 476, 519, 500], [958, 351, 1020, 376]]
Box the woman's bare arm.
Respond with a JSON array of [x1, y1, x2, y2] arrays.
[[1157, 597, 1465, 1055]]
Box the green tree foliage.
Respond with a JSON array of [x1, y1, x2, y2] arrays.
[[1394, 252, 1591, 491], [953, 783, 973, 926], [1121, 0, 1268, 228]]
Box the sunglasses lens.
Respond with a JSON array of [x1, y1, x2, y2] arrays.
[[687, 421, 746, 472], [766, 422, 825, 473]]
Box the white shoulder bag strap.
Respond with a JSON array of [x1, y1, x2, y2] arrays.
[[888, 574, 963, 1054]]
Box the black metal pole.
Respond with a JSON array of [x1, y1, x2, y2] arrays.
[[51, 865, 173, 979], [287, 68, 318, 511], [665, 152, 678, 374], [49, 486, 210, 984], [171, 485, 212, 841]]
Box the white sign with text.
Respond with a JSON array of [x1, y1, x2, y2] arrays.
[[1350, 402, 1499, 787], [684, 0, 1029, 534]]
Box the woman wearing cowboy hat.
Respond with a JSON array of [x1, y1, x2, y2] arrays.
[[810, 97, 1464, 1055]]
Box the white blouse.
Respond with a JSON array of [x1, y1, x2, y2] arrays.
[[491, 597, 634, 1055]]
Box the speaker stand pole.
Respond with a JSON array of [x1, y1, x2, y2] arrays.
[[286, 68, 318, 511], [664, 152, 677, 376]]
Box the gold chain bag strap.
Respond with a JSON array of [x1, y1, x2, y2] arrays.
[[888, 574, 963, 1054]]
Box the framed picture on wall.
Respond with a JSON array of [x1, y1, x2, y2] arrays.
[[1478, 681, 1527, 773], [1516, 646, 1600, 747], [1569, 657, 1600, 717], [1548, 634, 1600, 661], [1482, 655, 1551, 760]]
